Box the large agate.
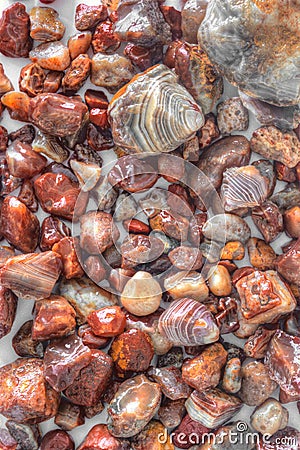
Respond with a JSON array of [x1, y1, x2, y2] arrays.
[[108, 64, 204, 154], [158, 298, 219, 346], [198, 0, 300, 106]]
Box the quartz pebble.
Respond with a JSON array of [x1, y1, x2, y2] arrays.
[[59, 276, 117, 325], [164, 271, 209, 302], [107, 374, 161, 438], [1, 196, 40, 253], [208, 265, 232, 297], [251, 398, 288, 436], [75, 3, 108, 31], [182, 343, 227, 391], [29, 7, 65, 42], [79, 211, 120, 255], [239, 361, 278, 406], [110, 329, 154, 377], [68, 31, 92, 60], [217, 97, 249, 134], [121, 271, 162, 316], [158, 398, 186, 429], [251, 126, 300, 168], [29, 41, 70, 71], [91, 53, 135, 94]]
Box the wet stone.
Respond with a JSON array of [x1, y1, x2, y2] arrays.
[[0, 358, 60, 423], [244, 326, 277, 360], [92, 19, 121, 54], [75, 3, 108, 31], [43, 333, 92, 392], [157, 347, 184, 369], [131, 420, 174, 450], [250, 398, 288, 436], [18, 180, 38, 213], [29, 41, 70, 72], [107, 374, 162, 438], [79, 211, 120, 255], [52, 237, 84, 280], [91, 53, 135, 94], [158, 398, 186, 429], [54, 398, 84, 431], [29, 6, 65, 42], [247, 237, 277, 270], [217, 97, 249, 134], [0, 286, 17, 340], [12, 320, 44, 359], [40, 216, 71, 252], [32, 295, 76, 341], [40, 430, 75, 450], [6, 140, 47, 178], [64, 349, 113, 407], [77, 424, 130, 450], [0, 3, 32, 58], [68, 31, 92, 60], [239, 361, 278, 406], [148, 366, 192, 400], [275, 237, 300, 286], [88, 306, 126, 338], [252, 201, 283, 243], [182, 343, 227, 391], [110, 329, 154, 377]]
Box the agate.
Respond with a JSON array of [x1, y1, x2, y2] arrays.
[[108, 64, 204, 154], [199, 0, 300, 106]]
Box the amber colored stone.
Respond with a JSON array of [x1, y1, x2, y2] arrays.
[[221, 241, 245, 260], [89, 108, 109, 128], [12, 320, 44, 358], [239, 361, 277, 406], [0, 286, 17, 340], [84, 89, 108, 109], [75, 3, 108, 30], [68, 31, 92, 60], [236, 270, 296, 325], [150, 211, 190, 241], [32, 295, 76, 341], [54, 398, 84, 431], [0, 358, 59, 423], [62, 54, 91, 94], [173, 415, 209, 449], [34, 172, 88, 221], [110, 329, 154, 377], [40, 216, 71, 252], [87, 306, 126, 338], [43, 333, 92, 392], [247, 237, 276, 270], [52, 237, 83, 280], [182, 343, 228, 391], [78, 324, 110, 349], [79, 211, 120, 254], [40, 430, 75, 450], [6, 140, 46, 178], [19, 63, 46, 97], [123, 219, 150, 235], [1, 196, 39, 253], [1, 91, 30, 122], [148, 366, 192, 400], [43, 70, 63, 93], [265, 330, 300, 397], [0, 3, 32, 58], [215, 296, 239, 334], [64, 349, 113, 407], [78, 424, 130, 450], [107, 374, 162, 438]]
